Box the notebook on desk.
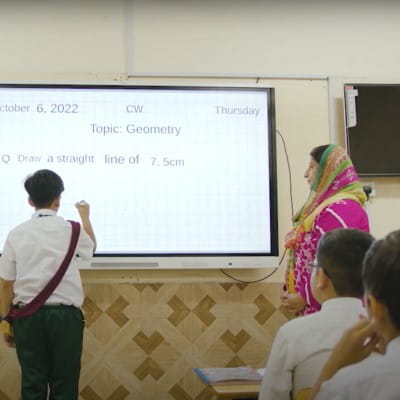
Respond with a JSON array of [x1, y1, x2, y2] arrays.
[[194, 366, 262, 386]]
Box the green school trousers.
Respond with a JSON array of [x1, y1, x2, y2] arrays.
[[13, 304, 85, 400]]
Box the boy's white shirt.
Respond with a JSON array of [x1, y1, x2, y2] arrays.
[[0, 209, 93, 307], [317, 336, 400, 400], [259, 298, 365, 400]]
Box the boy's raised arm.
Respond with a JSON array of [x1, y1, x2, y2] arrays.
[[75, 200, 97, 252]]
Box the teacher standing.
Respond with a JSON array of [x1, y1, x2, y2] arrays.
[[281, 144, 369, 316]]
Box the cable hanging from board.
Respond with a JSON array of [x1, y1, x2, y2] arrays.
[[219, 128, 294, 284]]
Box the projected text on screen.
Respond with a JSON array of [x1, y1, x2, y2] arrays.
[[0, 85, 277, 268]]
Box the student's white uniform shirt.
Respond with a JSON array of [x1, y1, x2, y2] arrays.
[[0, 209, 94, 307], [258, 298, 365, 400], [317, 336, 400, 400]]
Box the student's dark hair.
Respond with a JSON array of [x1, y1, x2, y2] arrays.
[[363, 230, 400, 330], [310, 144, 330, 163], [24, 169, 64, 208], [316, 228, 374, 297]]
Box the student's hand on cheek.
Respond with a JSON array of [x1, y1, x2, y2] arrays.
[[308, 318, 381, 400], [329, 318, 380, 371], [357, 315, 387, 355]]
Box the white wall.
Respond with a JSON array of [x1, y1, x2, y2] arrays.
[[128, 0, 400, 77], [0, 0, 125, 77], [2, 1, 400, 79]]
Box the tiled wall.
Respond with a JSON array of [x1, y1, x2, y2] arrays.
[[0, 282, 288, 400]]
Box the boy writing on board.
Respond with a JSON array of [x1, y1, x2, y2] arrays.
[[0, 169, 96, 400]]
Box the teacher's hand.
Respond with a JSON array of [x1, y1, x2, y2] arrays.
[[281, 292, 306, 314]]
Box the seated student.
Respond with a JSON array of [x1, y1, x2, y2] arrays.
[[310, 229, 400, 400], [258, 228, 374, 400]]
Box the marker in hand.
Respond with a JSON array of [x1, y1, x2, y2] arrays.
[[74, 200, 96, 250], [75, 200, 90, 218]]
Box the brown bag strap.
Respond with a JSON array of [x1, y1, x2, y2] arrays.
[[6, 220, 81, 321]]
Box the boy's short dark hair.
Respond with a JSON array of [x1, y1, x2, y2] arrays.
[[24, 169, 64, 208], [363, 230, 400, 330], [316, 228, 374, 297]]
